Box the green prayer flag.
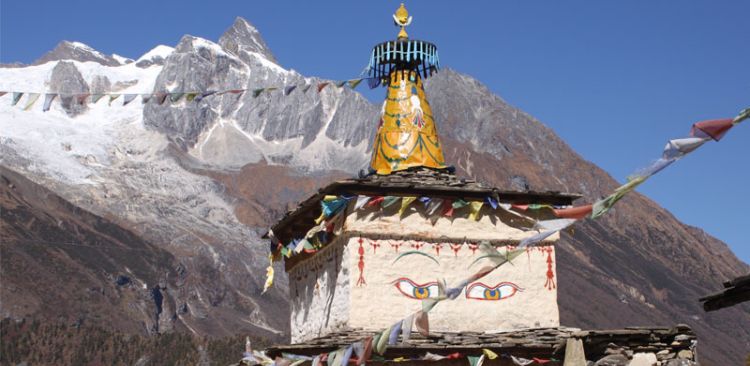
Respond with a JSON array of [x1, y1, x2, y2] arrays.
[[452, 199, 469, 209], [591, 176, 646, 219], [382, 196, 400, 208], [375, 326, 391, 354], [185, 93, 198, 102], [253, 88, 264, 98], [170, 93, 184, 102]]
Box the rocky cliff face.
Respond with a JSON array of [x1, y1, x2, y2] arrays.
[[1, 17, 748, 365]]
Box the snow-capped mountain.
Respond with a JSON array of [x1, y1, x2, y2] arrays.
[[34, 40, 128, 66], [1, 17, 748, 364]]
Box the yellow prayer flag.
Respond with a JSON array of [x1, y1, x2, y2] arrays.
[[482, 349, 498, 360], [398, 196, 417, 218], [468, 201, 484, 221], [262, 254, 274, 294]]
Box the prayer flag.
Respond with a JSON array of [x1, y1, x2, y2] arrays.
[[552, 205, 592, 219], [42, 93, 57, 112], [0, 92, 6, 97], [375, 326, 391, 354], [195, 90, 217, 102], [382, 196, 400, 208], [122, 94, 137, 106], [317, 82, 330, 93], [262, 253, 274, 293], [76, 94, 90, 105], [452, 199, 469, 209], [591, 175, 646, 219], [401, 314, 414, 342], [11, 92, 23, 106], [415, 311, 429, 336], [284, 85, 297, 95], [482, 349, 498, 360], [399, 196, 417, 217], [442, 199, 454, 217], [141, 94, 152, 104], [468, 201, 484, 221], [341, 345, 354, 366], [354, 195, 371, 211], [302, 84, 312, 93], [691, 118, 734, 141], [169, 93, 184, 102], [367, 196, 384, 207], [23, 93, 40, 111], [388, 320, 403, 345], [185, 93, 198, 102], [336, 80, 347, 88], [367, 77, 381, 89], [91, 94, 106, 103], [108, 94, 120, 106], [348, 79, 363, 89], [484, 196, 498, 210], [426, 198, 443, 216], [663, 137, 706, 159], [358, 337, 373, 366], [155, 93, 168, 105], [253, 88, 265, 98]]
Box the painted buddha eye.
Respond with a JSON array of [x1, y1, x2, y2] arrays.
[[465, 282, 522, 301], [393, 278, 440, 299]]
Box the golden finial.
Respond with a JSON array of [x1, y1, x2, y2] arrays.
[[393, 3, 412, 39]]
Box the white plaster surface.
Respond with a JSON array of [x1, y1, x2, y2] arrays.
[[289, 239, 351, 343], [288, 207, 561, 342], [347, 236, 559, 332]]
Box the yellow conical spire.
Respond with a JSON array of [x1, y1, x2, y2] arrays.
[[370, 70, 447, 174]]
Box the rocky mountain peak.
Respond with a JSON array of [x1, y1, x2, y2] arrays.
[[34, 40, 121, 66], [219, 17, 278, 65], [135, 45, 174, 68]]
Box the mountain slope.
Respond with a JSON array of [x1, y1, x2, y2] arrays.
[[1, 17, 748, 365]]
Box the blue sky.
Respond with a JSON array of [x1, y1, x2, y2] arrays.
[[2, 1, 748, 265]]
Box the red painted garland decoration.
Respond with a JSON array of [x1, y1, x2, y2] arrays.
[[433, 243, 443, 256], [468, 243, 479, 255], [389, 240, 403, 253], [369, 239, 381, 254], [357, 237, 367, 286], [449, 243, 462, 257], [544, 247, 556, 290], [410, 241, 425, 251]]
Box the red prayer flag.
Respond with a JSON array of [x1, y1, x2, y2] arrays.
[[511, 204, 529, 211], [690, 118, 734, 141], [317, 82, 330, 93], [532, 358, 551, 364], [357, 337, 373, 366], [552, 204, 593, 219], [442, 199, 454, 217], [367, 196, 384, 207]]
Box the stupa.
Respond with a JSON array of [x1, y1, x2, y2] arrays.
[[255, 4, 699, 366]]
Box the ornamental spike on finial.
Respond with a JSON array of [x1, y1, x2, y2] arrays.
[[393, 3, 412, 39]]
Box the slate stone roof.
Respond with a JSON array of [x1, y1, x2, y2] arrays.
[[266, 326, 696, 363], [700, 273, 750, 311], [267, 167, 580, 247]]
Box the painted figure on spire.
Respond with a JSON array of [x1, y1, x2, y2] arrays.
[[368, 4, 447, 175]]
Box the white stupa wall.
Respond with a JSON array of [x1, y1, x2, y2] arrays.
[[288, 204, 560, 343]]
